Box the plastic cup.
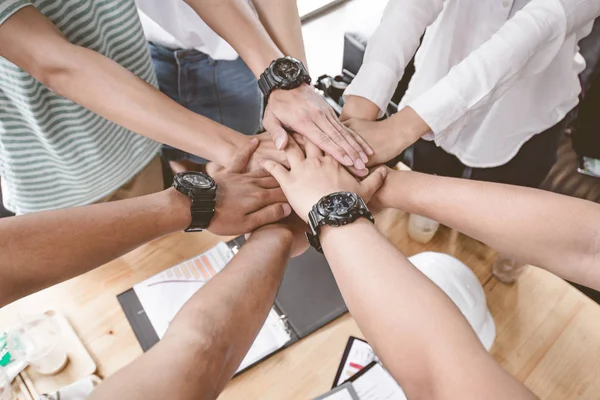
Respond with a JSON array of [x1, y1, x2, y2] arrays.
[[7, 314, 68, 375], [407, 213, 440, 244], [0, 367, 14, 400], [492, 253, 527, 284]]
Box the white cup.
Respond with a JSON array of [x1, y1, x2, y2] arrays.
[[407, 214, 440, 244], [7, 314, 68, 375]]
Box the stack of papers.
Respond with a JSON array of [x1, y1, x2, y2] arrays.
[[133, 242, 291, 372]]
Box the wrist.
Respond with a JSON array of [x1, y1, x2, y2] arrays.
[[252, 50, 285, 79], [389, 106, 431, 147], [320, 218, 375, 248], [251, 224, 295, 248], [161, 187, 192, 231], [375, 170, 419, 211]]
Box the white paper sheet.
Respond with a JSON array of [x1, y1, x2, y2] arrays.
[[336, 338, 379, 386], [133, 242, 291, 372], [352, 363, 406, 400]]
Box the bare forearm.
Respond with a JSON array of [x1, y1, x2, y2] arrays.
[[253, 0, 307, 66], [91, 226, 293, 400], [0, 7, 244, 167], [47, 45, 242, 166], [166, 225, 292, 396], [0, 189, 190, 307], [378, 171, 600, 289], [320, 221, 533, 399], [185, 0, 283, 77]]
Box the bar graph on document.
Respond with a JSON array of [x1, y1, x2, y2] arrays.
[[133, 241, 291, 372], [134, 242, 234, 339]]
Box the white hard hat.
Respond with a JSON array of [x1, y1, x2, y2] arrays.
[[408, 252, 496, 351]]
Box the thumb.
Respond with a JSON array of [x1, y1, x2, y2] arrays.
[[263, 112, 289, 150], [229, 137, 260, 173], [262, 159, 289, 184], [359, 167, 388, 202]]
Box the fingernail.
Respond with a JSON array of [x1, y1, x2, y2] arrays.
[[343, 155, 353, 166], [354, 158, 366, 170], [359, 151, 368, 163], [380, 167, 388, 178], [282, 203, 292, 216], [366, 147, 375, 156], [250, 138, 259, 144], [275, 137, 285, 150]]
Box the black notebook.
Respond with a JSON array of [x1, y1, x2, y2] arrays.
[[118, 236, 348, 374]]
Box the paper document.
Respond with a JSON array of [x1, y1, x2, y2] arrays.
[[334, 337, 379, 386], [134, 242, 291, 372], [351, 363, 406, 400]]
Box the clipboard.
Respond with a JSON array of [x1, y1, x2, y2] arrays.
[[332, 336, 378, 388], [118, 236, 348, 374], [344, 362, 406, 400]]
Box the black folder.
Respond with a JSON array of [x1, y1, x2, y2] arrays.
[[118, 236, 348, 371]]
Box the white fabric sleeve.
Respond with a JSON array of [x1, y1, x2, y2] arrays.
[[343, 0, 444, 117], [409, 0, 600, 139]]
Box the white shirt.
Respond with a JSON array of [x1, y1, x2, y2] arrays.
[[135, 0, 238, 60], [345, 0, 600, 168]]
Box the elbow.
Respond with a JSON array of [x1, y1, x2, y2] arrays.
[[27, 43, 79, 98], [33, 62, 72, 98]]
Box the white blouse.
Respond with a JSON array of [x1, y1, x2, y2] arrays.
[[345, 0, 600, 167]]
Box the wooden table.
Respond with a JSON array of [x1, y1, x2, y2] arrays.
[[1, 208, 600, 399]]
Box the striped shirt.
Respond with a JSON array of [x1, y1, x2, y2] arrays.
[[0, 0, 161, 214]]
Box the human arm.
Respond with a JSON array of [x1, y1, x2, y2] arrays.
[[341, 0, 443, 121], [0, 139, 291, 307], [89, 223, 301, 400], [263, 140, 536, 400], [406, 0, 600, 144], [0, 188, 191, 308], [253, 0, 307, 66], [0, 5, 277, 169], [373, 170, 600, 291], [184, 0, 372, 172]]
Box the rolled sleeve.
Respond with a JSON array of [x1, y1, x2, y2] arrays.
[[407, 79, 467, 141], [0, 0, 32, 25], [407, 0, 583, 138], [344, 62, 400, 117]]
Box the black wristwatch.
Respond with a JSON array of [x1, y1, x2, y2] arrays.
[[172, 172, 217, 232], [306, 192, 374, 253], [258, 56, 311, 101]]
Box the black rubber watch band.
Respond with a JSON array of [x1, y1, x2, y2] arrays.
[[306, 192, 373, 253]]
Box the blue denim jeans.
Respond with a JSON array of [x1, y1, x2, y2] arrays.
[[149, 42, 262, 164]]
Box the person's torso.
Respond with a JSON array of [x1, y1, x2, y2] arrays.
[[0, 0, 161, 214], [401, 0, 586, 167], [135, 0, 238, 60]]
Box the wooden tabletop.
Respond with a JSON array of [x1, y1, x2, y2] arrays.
[[1, 208, 600, 399]]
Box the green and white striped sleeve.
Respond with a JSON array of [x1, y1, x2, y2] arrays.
[[0, 0, 32, 25]]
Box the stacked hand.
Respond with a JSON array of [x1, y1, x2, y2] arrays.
[[262, 136, 388, 223], [341, 103, 432, 168], [263, 84, 373, 175], [207, 138, 291, 235], [208, 133, 389, 255]]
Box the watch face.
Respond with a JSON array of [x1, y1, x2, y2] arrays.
[[318, 192, 357, 218], [181, 173, 213, 189], [273, 58, 301, 81]]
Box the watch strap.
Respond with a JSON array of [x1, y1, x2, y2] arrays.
[[306, 195, 374, 253], [258, 69, 279, 99], [171, 175, 217, 232], [258, 57, 312, 100], [186, 191, 216, 232]]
